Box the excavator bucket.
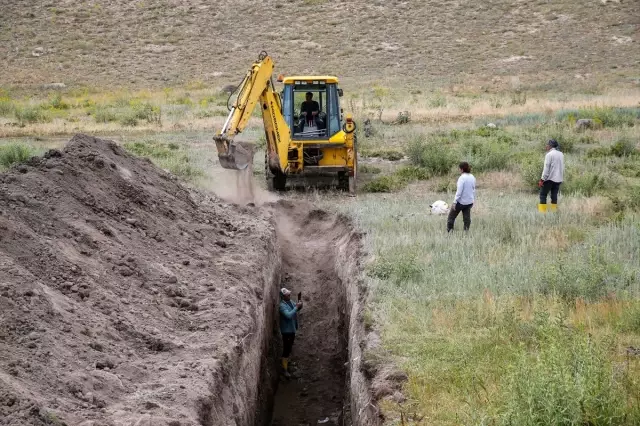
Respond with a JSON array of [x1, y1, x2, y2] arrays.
[[214, 136, 255, 170]]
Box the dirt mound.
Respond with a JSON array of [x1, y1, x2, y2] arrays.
[[0, 135, 279, 426]]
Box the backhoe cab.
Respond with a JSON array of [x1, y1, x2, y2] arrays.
[[214, 52, 357, 194]]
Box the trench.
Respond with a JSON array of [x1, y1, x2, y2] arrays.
[[252, 200, 379, 426]]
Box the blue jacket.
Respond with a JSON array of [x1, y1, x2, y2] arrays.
[[279, 299, 298, 334]]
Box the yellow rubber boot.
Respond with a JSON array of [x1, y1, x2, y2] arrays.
[[281, 357, 290, 377], [550, 204, 557, 213], [538, 203, 548, 213]]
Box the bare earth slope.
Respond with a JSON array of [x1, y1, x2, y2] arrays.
[[0, 135, 279, 426], [1, 0, 637, 89]]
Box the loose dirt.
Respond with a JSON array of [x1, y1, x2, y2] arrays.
[[0, 134, 278, 426], [269, 202, 350, 426]]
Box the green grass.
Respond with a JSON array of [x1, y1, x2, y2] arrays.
[[362, 166, 431, 193], [343, 191, 640, 424], [123, 138, 202, 180], [14, 105, 51, 124], [0, 143, 35, 168]]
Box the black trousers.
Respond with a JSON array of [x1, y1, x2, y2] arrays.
[[540, 181, 561, 204], [447, 203, 473, 231], [282, 333, 295, 358]]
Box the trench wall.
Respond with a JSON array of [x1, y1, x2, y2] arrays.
[[204, 223, 282, 426], [333, 217, 380, 426]]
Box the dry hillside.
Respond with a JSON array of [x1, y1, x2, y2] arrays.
[[1, 0, 638, 91]]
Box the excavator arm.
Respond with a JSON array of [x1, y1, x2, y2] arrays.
[[214, 52, 291, 174]]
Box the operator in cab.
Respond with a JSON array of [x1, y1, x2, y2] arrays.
[[300, 92, 320, 129]]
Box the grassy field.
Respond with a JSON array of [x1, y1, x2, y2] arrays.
[[339, 104, 640, 424]]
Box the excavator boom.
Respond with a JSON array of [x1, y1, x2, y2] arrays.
[[214, 52, 287, 171]]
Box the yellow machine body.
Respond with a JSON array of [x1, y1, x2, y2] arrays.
[[214, 52, 357, 194]]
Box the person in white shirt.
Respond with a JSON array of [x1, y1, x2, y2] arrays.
[[447, 162, 476, 232], [538, 139, 565, 213]]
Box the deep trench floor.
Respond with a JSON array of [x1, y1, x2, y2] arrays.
[[269, 209, 349, 426]]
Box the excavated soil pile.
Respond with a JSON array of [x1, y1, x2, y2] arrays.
[[0, 135, 281, 426]]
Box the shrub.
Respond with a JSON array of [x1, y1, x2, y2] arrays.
[[610, 138, 637, 157], [92, 107, 118, 123], [563, 168, 616, 197], [586, 147, 611, 159], [364, 149, 404, 161], [14, 106, 51, 124], [607, 184, 640, 215], [516, 152, 542, 190], [0, 143, 34, 168], [429, 95, 447, 108], [118, 103, 160, 126], [119, 114, 139, 127], [132, 102, 160, 123], [407, 138, 456, 176], [477, 112, 551, 127], [123, 140, 203, 181], [0, 97, 15, 117], [617, 303, 640, 333], [579, 135, 597, 144], [499, 320, 632, 426], [460, 140, 510, 172], [362, 175, 404, 193], [48, 93, 70, 110], [358, 164, 382, 174], [544, 132, 576, 153], [557, 107, 639, 128], [194, 109, 214, 119], [124, 140, 176, 158], [174, 95, 193, 106], [538, 248, 626, 300], [163, 156, 204, 180], [394, 165, 431, 181], [368, 251, 422, 283], [611, 158, 640, 178]]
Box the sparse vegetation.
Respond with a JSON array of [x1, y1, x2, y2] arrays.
[[123, 139, 202, 180], [0, 143, 35, 168]]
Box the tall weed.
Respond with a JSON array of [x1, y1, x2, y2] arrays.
[[407, 137, 457, 175], [499, 318, 633, 426], [0, 143, 34, 168]]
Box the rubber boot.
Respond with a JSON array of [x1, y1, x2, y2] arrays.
[[538, 203, 547, 213], [281, 358, 290, 378], [550, 203, 557, 213]]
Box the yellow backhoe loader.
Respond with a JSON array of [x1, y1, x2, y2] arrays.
[[214, 52, 357, 194]]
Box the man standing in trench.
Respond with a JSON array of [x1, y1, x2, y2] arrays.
[[538, 139, 565, 213], [279, 287, 303, 378]]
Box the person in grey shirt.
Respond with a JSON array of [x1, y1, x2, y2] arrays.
[[538, 139, 565, 213], [447, 162, 476, 232]]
